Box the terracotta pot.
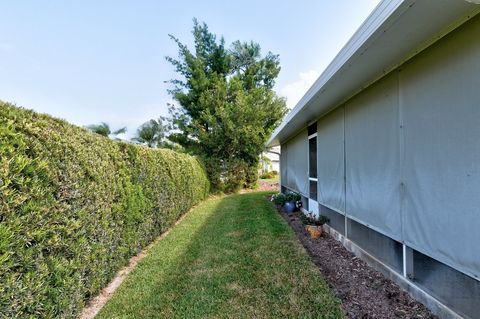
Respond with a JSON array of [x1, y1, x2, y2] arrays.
[[305, 225, 322, 238]]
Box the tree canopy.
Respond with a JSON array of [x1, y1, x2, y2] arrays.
[[131, 119, 167, 148], [166, 19, 287, 192], [86, 122, 126, 138]]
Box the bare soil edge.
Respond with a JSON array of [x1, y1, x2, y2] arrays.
[[77, 202, 203, 319]]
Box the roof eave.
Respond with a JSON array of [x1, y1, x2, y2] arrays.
[[268, 0, 480, 147]]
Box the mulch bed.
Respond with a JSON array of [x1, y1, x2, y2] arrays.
[[256, 180, 280, 192], [273, 202, 437, 319], [240, 180, 280, 193]]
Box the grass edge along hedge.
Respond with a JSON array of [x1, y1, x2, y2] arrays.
[[0, 101, 209, 318]]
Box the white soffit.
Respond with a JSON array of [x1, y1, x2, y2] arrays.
[[268, 0, 480, 146]]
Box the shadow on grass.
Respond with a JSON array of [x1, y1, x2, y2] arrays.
[[97, 192, 342, 319]]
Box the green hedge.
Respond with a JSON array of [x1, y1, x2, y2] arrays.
[[0, 101, 210, 318]]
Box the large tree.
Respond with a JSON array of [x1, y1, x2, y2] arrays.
[[166, 19, 287, 192]]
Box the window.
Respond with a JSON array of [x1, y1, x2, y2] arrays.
[[308, 122, 318, 201], [308, 122, 317, 136], [309, 137, 317, 178], [309, 180, 317, 200]]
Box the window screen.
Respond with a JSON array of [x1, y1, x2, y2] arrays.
[[309, 137, 317, 178], [308, 122, 317, 136], [309, 180, 317, 201]]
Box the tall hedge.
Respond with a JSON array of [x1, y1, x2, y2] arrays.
[[0, 101, 210, 318]]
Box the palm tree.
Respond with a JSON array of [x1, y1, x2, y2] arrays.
[[131, 119, 166, 148], [86, 122, 127, 138]]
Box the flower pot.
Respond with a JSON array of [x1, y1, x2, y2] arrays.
[[305, 225, 322, 238], [284, 201, 296, 213]]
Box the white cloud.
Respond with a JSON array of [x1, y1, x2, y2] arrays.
[[280, 70, 320, 109]]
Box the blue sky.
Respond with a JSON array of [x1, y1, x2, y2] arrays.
[[0, 0, 380, 138]]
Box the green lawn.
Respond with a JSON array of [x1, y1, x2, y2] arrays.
[[97, 192, 342, 319]]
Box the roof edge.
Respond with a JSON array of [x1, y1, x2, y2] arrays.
[[268, 0, 480, 147]]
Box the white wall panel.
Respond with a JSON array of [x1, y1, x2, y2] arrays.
[[317, 107, 345, 213], [285, 130, 308, 196], [401, 16, 480, 279], [345, 73, 402, 240]]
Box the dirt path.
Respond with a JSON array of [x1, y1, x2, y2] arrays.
[[275, 204, 437, 319]]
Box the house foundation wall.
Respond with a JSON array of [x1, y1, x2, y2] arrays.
[[323, 223, 465, 319]]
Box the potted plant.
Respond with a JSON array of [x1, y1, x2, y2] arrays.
[[271, 192, 302, 213], [271, 193, 287, 206], [300, 212, 329, 238], [284, 192, 301, 213]]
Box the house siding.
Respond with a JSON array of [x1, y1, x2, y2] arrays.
[[280, 13, 480, 318]]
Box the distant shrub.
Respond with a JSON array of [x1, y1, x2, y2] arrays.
[[259, 171, 276, 179], [244, 165, 258, 189], [0, 101, 209, 318], [259, 172, 270, 179], [203, 158, 258, 193]]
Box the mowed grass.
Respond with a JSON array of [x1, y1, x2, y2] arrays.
[[97, 192, 342, 319]]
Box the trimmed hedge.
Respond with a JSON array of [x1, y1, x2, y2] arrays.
[[0, 101, 210, 318]]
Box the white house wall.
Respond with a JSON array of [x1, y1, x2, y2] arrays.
[[400, 15, 480, 280], [284, 129, 309, 196], [345, 72, 402, 241], [279, 13, 480, 281], [317, 106, 345, 214]]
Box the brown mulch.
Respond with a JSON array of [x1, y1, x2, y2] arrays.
[[240, 180, 280, 193], [273, 202, 437, 319], [256, 179, 280, 192]]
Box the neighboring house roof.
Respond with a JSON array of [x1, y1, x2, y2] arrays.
[[267, 0, 480, 147]]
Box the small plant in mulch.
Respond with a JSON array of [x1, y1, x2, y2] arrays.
[[271, 193, 287, 206], [285, 192, 302, 213], [299, 212, 329, 226], [271, 192, 302, 213], [300, 212, 329, 238], [285, 192, 301, 203]]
